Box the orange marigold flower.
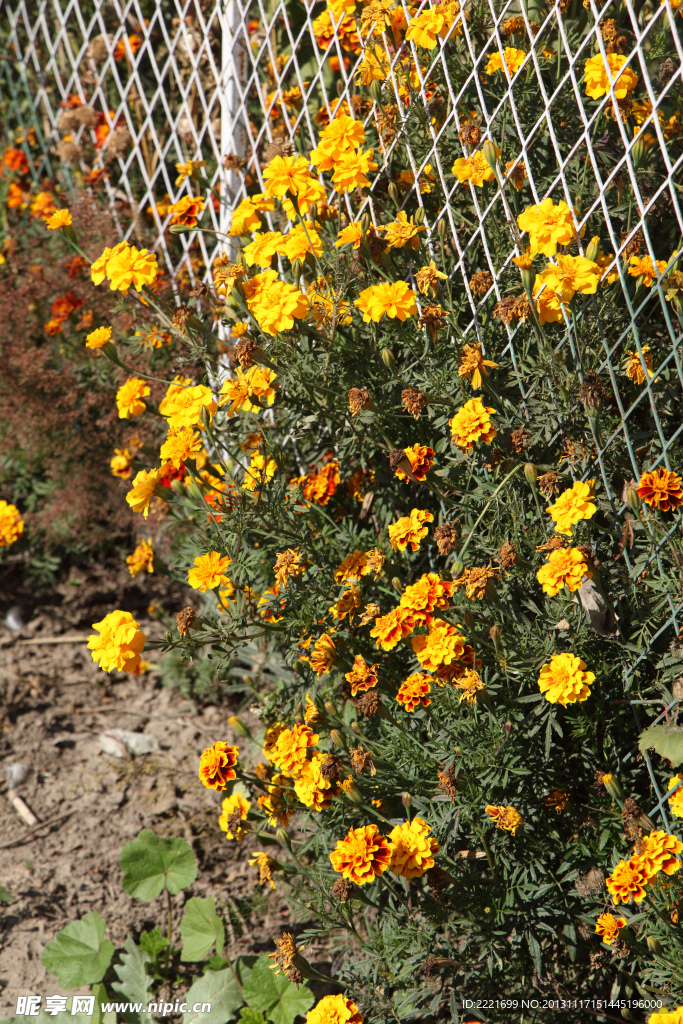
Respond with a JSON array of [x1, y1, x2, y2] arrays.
[[88, 610, 146, 674], [452, 565, 499, 600], [169, 194, 205, 227], [584, 52, 638, 100], [536, 546, 590, 596], [126, 537, 154, 578], [126, 466, 165, 518], [329, 584, 361, 623], [453, 668, 485, 703], [330, 824, 393, 885], [270, 724, 319, 777], [46, 208, 72, 229], [636, 830, 683, 879], [458, 344, 498, 390], [160, 425, 203, 468], [595, 912, 626, 945], [335, 550, 368, 583], [303, 461, 340, 505], [309, 633, 337, 676], [388, 508, 434, 552], [116, 377, 150, 419], [162, 383, 218, 430], [294, 752, 340, 810], [537, 652, 595, 706], [485, 804, 523, 834], [369, 605, 415, 651], [452, 149, 497, 188], [218, 792, 251, 840], [395, 444, 435, 483], [668, 775, 683, 818], [85, 325, 112, 349], [485, 47, 526, 76], [411, 619, 466, 672], [355, 281, 417, 323], [96, 241, 158, 293], [449, 397, 497, 450], [546, 479, 597, 536], [397, 672, 432, 712], [306, 995, 364, 1024], [388, 817, 439, 878], [345, 655, 379, 696], [199, 741, 239, 790], [606, 856, 649, 904], [262, 154, 312, 198], [0, 501, 24, 547], [628, 254, 668, 287], [188, 551, 231, 592], [624, 344, 655, 384], [30, 190, 57, 221], [637, 468, 683, 512], [399, 572, 453, 624], [274, 547, 308, 588]]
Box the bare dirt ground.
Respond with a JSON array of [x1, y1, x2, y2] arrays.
[[0, 564, 323, 1015]]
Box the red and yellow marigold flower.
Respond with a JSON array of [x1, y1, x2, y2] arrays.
[[188, 551, 231, 592], [199, 741, 239, 790], [595, 912, 626, 945], [302, 460, 340, 505], [309, 633, 337, 676], [169, 194, 205, 227], [397, 672, 432, 712], [637, 468, 683, 512], [536, 546, 591, 596], [453, 668, 486, 703], [370, 606, 415, 651], [546, 479, 597, 536], [388, 508, 434, 551], [0, 501, 24, 547], [537, 652, 595, 706], [330, 824, 393, 885], [395, 444, 435, 483], [449, 397, 497, 450], [274, 547, 308, 588], [636, 830, 683, 879], [345, 655, 379, 696], [606, 856, 649, 904], [88, 610, 146, 674], [388, 817, 439, 879], [218, 792, 251, 839], [485, 804, 523, 834]]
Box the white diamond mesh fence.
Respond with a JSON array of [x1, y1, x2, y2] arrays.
[[1, 0, 682, 695]]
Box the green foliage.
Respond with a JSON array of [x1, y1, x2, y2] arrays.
[[639, 724, 683, 766], [180, 897, 225, 962], [181, 967, 247, 1024], [120, 830, 197, 899], [241, 957, 315, 1024], [0, 886, 13, 903], [40, 912, 115, 988], [111, 938, 154, 1024]]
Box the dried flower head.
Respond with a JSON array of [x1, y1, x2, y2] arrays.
[[434, 521, 458, 555], [469, 270, 493, 296], [402, 387, 427, 419], [496, 539, 516, 572], [509, 429, 530, 454], [269, 932, 304, 984], [418, 303, 449, 339], [330, 878, 356, 903], [235, 336, 258, 367], [350, 747, 376, 776], [505, 158, 527, 190], [538, 471, 560, 498], [452, 565, 499, 600], [575, 867, 605, 896], [437, 764, 459, 800], [458, 120, 482, 147], [354, 690, 382, 717]]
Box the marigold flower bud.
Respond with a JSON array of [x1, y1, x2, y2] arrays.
[[388, 182, 400, 205], [483, 139, 498, 173], [381, 348, 396, 370], [290, 258, 303, 282], [169, 223, 191, 234], [602, 772, 625, 803], [524, 462, 538, 485], [170, 478, 185, 494], [369, 79, 383, 103], [489, 624, 501, 642], [350, 721, 362, 734], [360, 213, 371, 233], [324, 700, 337, 716], [200, 405, 213, 430], [402, 791, 412, 807], [391, 576, 403, 593], [276, 828, 292, 851], [344, 781, 363, 803], [229, 715, 251, 738], [646, 935, 663, 954], [451, 559, 464, 577], [330, 728, 345, 748], [585, 236, 600, 263], [631, 137, 645, 170], [625, 483, 640, 513], [294, 658, 308, 677], [504, 721, 512, 734], [414, 207, 425, 226], [307, 203, 317, 223], [437, 219, 446, 239]]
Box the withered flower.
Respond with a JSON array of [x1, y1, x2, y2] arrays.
[[402, 387, 427, 419], [469, 269, 494, 296], [434, 521, 458, 555], [496, 539, 516, 572], [177, 607, 195, 635]]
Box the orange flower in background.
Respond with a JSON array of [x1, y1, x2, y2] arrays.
[[388, 508, 433, 551], [388, 817, 439, 878], [169, 194, 205, 227], [126, 538, 154, 578], [485, 804, 523, 834], [303, 460, 340, 505], [395, 444, 435, 483], [637, 468, 683, 511], [345, 655, 379, 696], [606, 856, 649, 904], [309, 633, 337, 676], [330, 824, 393, 884], [113, 33, 142, 60], [4, 148, 29, 175], [0, 501, 25, 547], [397, 672, 432, 712], [198, 741, 239, 790], [7, 182, 28, 209], [370, 606, 415, 650], [30, 191, 57, 221], [110, 447, 134, 479]]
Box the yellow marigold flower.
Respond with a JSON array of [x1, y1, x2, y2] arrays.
[[485, 47, 526, 76], [258, 773, 292, 828], [320, 111, 365, 148], [126, 466, 165, 518], [279, 222, 323, 263], [399, 572, 452, 624], [243, 230, 285, 268], [228, 196, 269, 236], [46, 208, 72, 229], [395, 444, 435, 483], [0, 501, 24, 547], [116, 377, 150, 419], [188, 551, 231, 592], [332, 148, 378, 193], [309, 633, 337, 676], [406, 3, 456, 48], [536, 546, 590, 596], [370, 606, 415, 651], [220, 366, 278, 417], [330, 824, 393, 885], [628, 254, 668, 287], [517, 198, 577, 257], [345, 655, 378, 696], [668, 775, 683, 817], [606, 856, 649, 905], [541, 254, 602, 302], [547, 479, 597, 536], [270, 724, 319, 777], [648, 1010, 683, 1024], [249, 851, 276, 890], [198, 741, 239, 791], [415, 260, 447, 297], [243, 452, 278, 492], [388, 817, 439, 878], [307, 997, 362, 1024], [532, 275, 565, 324], [329, 585, 361, 623], [453, 565, 499, 600], [458, 344, 498, 390], [411, 619, 466, 672], [336, 223, 364, 249], [537, 652, 595, 706], [335, 550, 368, 583], [88, 610, 146, 674], [218, 792, 251, 840], [453, 668, 485, 703], [126, 538, 154, 578], [624, 344, 655, 384], [103, 242, 158, 293], [637, 468, 683, 512], [485, 804, 523, 834], [381, 211, 426, 251], [595, 912, 626, 945], [162, 383, 218, 430], [159, 425, 203, 468], [355, 44, 390, 85], [91, 242, 128, 285], [294, 752, 340, 810], [452, 149, 497, 188], [584, 53, 638, 100], [249, 280, 309, 336], [274, 547, 308, 588], [262, 154, 312, 198], [449, 397, 497, 450], [388, 507, 434, 551], [174, 159, 206, 186], [85, 325, 112, 349], [397, 672, 432, 712], [637, 830, 683, 879]]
